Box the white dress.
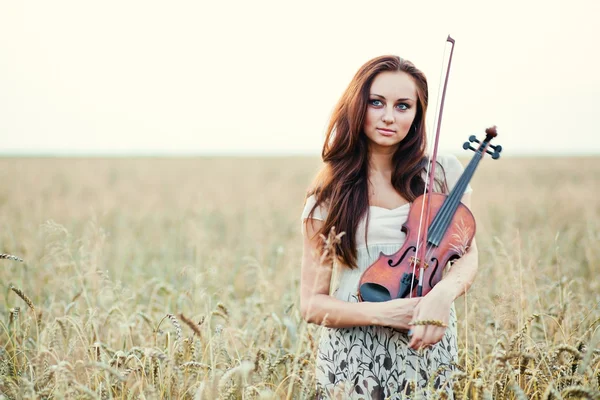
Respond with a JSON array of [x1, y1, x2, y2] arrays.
[[300, 154, 472, 399]]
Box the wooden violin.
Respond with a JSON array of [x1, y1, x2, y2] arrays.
[[358, 127, 501, 302]]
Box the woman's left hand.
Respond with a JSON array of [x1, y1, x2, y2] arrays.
[[408, 285, 454, 350]]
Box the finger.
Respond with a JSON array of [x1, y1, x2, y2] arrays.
[[421, 327, 445, 347], [433, 327, 446, 343], [408, 333, 418, 349], [419, 326, 433, 347], [428, 326, 445, 344], [419, 326, 442, 349], [418, 343, 430, 351], [409, 325, 427, 349], [408, 325, 423, 346], [409, 338, 421, 350]]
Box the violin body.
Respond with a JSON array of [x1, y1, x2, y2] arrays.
[[358, 192, 475, 302]]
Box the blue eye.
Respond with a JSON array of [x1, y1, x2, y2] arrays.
[[396, 103, 410, 111], [369, 99, 383, 107]]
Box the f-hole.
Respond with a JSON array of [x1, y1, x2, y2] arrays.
[[388, 246, 416, 268], [427, 258, 440, 288]]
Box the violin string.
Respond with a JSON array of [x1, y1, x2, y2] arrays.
[[422, 148, 481, 284], [423, 176, 463, 266], [428, 148, 480, 253]]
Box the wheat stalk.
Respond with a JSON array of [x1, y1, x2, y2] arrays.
[[9, 284, 35, 312], [8, 307, 20, 329], [1, 253, 23, 262], [179, 313, 203, 337], [318, 226, 345, 265], [560, 385, 599, 399]]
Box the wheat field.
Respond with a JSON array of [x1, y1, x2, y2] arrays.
[[1, 156, 599, 399]]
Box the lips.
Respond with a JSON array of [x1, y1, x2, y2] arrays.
[[377, 128, 396, 136]]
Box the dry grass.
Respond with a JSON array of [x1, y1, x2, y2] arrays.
[[0, 156, 599, 399]]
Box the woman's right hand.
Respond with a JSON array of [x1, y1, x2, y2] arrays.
[[378, 297, 421, 332]]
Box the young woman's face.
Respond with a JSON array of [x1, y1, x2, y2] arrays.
[[363, 70, 418, 151]]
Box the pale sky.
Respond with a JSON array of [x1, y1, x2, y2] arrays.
[[1, 0, 599, 156]]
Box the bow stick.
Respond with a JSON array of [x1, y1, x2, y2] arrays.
[[412, 35, 456, 297]]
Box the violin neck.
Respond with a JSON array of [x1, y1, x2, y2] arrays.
[[451, 152, 481, 201], [427, 153, 482, 246]]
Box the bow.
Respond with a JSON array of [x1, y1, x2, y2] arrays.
[[412, 35, 456, 297]]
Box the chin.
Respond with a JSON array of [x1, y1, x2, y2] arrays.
[[370, 139, 402, 149]]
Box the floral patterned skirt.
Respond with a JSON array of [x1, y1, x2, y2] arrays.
[[315, 305, 458, 400]]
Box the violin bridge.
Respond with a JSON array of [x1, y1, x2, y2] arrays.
[[410, 256, 429, 269]]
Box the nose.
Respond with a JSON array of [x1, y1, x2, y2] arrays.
[[382, 106, 394, 124]]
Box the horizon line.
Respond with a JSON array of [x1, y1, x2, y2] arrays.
[[0, 150, 599, 158]]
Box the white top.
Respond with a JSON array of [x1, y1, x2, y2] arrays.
[[300, 153, 472, 249]]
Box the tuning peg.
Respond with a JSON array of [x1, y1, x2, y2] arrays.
[[469, 135, 480, 144], [490, 144, 502, 153], [486, 149, 501, 159], [463, 141, 476, 152]]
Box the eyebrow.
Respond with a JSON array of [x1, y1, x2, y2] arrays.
[[370, 93, 415, 102]]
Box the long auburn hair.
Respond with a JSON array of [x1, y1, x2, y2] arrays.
[[305, 55, 446, 268]]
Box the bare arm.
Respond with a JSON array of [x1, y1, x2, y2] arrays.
[[300, 218, 420, 330]]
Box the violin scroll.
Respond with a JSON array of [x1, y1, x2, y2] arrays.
[[484, 125, 498, 138], [462, 126, 502, 160]]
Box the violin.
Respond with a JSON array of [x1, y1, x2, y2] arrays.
[[358, 127, 502, 302]]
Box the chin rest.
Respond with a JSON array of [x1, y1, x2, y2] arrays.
[[359, 283, 391, 302]]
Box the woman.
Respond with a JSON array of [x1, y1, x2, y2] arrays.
[[300, 55, 479, 399]]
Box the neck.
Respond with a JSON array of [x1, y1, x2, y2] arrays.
[[367, 145, 396, 177]]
